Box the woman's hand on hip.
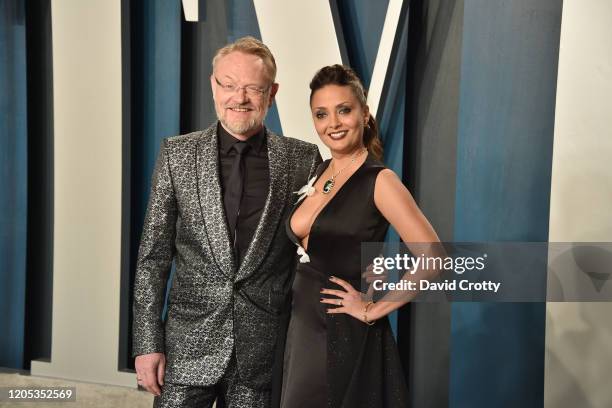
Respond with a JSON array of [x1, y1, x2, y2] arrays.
[[320, 276, 372, 323]]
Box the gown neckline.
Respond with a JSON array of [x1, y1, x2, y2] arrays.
[[287, 152, 371, 252]]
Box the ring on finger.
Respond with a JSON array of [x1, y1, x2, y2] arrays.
[[338, 299, 343, 306]]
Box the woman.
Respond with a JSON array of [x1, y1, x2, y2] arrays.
[[280, 65, 441, 408]]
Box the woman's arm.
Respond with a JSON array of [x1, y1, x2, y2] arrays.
[[367, 169, 441, 320], [374, 169, 439, 243]]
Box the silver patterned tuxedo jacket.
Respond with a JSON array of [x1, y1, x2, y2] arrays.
[[132, 122, 321, 389]]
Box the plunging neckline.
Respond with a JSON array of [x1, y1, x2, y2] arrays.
[[288, 153, 370, 252]]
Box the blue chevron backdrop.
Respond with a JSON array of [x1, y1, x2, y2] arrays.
[[4, 0, 607, 407]]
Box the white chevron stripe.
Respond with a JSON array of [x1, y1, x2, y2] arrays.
[[254, 0, 342, 158], [368, 0, 404, 118], [30, 0, 134, 388], [545, 0, 612, 406], [181, 0, 198, 22]]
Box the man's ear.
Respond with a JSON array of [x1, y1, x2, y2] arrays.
[[268, 83, 280, 107]]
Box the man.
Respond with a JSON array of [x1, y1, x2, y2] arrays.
[[132, 36, 321, 407]]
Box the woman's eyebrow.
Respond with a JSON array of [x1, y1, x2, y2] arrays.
[[312, 101, 351, 110]]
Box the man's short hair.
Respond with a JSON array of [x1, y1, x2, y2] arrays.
[[212, 36, 277, 83]]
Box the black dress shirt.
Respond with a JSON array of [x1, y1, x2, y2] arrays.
[[218, 123, 270, 264]]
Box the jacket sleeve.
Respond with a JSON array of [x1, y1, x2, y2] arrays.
[[308, 145, 323, 179], [132, 139, 177, 356]]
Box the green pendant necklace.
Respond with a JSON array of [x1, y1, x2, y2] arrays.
[[322, 148, 366, 194]]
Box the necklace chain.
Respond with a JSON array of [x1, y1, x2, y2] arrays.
[[322, 148, 366, 194]]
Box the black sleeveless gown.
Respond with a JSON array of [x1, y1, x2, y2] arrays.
[[280, 155, 409, 408]]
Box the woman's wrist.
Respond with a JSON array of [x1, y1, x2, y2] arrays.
[[363, 301, 377, 325]]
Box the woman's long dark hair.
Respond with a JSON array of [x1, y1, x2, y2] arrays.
[[309, 64, 383, 161]]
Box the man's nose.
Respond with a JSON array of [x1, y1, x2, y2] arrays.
[[233, 87, 248, 103]]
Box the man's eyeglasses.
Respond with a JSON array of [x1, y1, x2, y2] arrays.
[[214, 76, 270, 97]]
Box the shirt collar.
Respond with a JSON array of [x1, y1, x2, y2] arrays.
[[218, 122, 266, 155]]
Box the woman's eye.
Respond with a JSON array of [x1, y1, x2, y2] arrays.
[[315, 112, 327, 119], [339, 107, 351, 115]]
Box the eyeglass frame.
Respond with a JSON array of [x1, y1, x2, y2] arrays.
[[213, 76, 272, 97]]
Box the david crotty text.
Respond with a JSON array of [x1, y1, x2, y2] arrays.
[[373, 279, 501, 293]]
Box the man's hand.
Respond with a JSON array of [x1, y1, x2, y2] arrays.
[[135, 352, 166, 396]]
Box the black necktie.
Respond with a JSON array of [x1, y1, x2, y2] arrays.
[[224, 142, 251, 249]]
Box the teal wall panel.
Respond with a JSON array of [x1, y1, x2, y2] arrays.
[[127, 0, 182, 368], [450, 1, 562, 406], [0, 0, 28, 369], [334, 0, 389, 88]]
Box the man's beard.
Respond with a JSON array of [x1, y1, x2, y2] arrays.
[[216, 105, 266, 136], [219, 116, 259, 135]]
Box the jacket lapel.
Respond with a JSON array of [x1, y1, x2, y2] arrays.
[[197, 123, 237, 278], [236, 131, 289, 281]]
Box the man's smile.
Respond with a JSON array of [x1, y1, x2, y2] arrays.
[[226, 105, 254, 114]]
